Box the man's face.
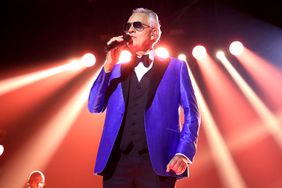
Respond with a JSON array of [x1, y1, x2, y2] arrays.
[[126, 13, 154, 52]]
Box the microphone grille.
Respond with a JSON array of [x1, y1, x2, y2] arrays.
[[123, 33, 131, 42]]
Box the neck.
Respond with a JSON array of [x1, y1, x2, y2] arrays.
[[135, 49, 152, 57]]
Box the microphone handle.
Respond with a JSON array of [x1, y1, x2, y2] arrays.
[[104, 41, 123, 52]]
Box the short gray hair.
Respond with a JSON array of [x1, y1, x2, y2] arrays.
[[132, 8, 162, 45]]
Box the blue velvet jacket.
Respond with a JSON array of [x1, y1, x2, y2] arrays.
[[88, 56, 200, 178]]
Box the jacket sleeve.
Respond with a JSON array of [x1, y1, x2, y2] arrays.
[[176, 61, 201, 162], [88, 68, 112, 113]]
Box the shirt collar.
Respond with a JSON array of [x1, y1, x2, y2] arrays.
[[136, 49, 155, 61]]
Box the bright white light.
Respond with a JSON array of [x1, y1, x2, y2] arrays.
[[0, 73, 99, 188], [155, 47, 169, 58], [68, 59, 81, 70], [192, 45, 207, 60], [0, 61, 84, 96], [216, 51, 225, 59], [81, 53, 96, 67], [178, 54, 187, 62], [229, 41, 244, 56], [0, 145, 4, 156], [118, 50, 132, 63], [187, 68, 247, 188], [218, 55, 282, 149]]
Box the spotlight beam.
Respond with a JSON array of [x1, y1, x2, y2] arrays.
[[218, 55, 282, 149], [0, 72, 99, 188], [0, 62, 84, 96], [235, 48, 282, 109], [187, 64, 247, 188]]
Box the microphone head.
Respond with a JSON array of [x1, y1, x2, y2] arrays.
[[123, 33, 131, 42], [104, 33, 131, 52]]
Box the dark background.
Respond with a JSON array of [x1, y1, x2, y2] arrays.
[[1, 0, 281, 68]]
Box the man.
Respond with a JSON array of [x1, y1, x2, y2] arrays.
[[88, 8, 200, 188], [26, 170, 45, 188]]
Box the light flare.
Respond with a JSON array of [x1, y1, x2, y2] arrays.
[[81, 53, 96, 67], [0, 72, 99, 188], [0, 145, 4, 156], [0, 61, 85, 96], [155, 47, 170, 58], [229, 41, 244, 56], [192, 45, 207, 60], [118, 50, 132, 64], [235, 48, 282, 109], [187, 64, 247, 188], [178, 53, 187, 62], [217, 53, 282, 149], [196, 53, 258, 137]]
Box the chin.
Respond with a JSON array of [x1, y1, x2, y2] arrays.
[[128, 41, 150, 53], [128, 44, 140, 52]]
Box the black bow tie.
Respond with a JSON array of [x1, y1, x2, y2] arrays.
[[135, 55, 152, 68]]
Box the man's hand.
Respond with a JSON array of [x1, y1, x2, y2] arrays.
[[104, 35, 127, 73], [166, 155, 188, 175]]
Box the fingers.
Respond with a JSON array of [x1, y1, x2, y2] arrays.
[[166, 158, 177, 172], [166, 156, 187, 175], [175, 161, 187, 175], [106, 35, 124, 46], [104, 35, 130, 72], [106, 35, 127, 61]]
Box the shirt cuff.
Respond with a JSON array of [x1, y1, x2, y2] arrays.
[[175, 153, 192, 164]]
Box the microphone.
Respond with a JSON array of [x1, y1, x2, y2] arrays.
[[104, 33, 131, 52]]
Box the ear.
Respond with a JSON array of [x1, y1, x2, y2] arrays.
[[150, 29, 158, 41]]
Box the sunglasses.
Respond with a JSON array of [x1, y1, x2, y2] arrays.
[[124, 21, 152, 32]]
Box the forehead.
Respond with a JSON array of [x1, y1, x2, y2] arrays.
[[128, 12, 149, 24]]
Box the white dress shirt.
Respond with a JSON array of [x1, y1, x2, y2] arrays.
[[134, 50, 154, 82]]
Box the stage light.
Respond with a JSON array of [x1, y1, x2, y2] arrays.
[[235, 48, 282, 109], [155, 47, 169, 58], [0, 145, 4, 156], [218, 55, 282, 149], [118, 50, 132, 63], [192, 45, 207, 60], [68, 59, 81, 70], [81, 53, 96, 67], [178, 53, 187, 62], [0, 73, 99, 188], [216, 51, 225, 59], [229, 41, 244, 56], [187, 65, 247, 188], [0, 61, 85, 96]]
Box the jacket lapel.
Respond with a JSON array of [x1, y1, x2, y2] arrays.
[[119, 56, 170, 110], [146, 56, 170, 109]]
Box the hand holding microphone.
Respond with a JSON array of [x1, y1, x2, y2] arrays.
[[104, 33, 131, 52], [103, 33, 131, 73]]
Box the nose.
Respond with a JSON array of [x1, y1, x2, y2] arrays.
[[128, 24, 135, 33]]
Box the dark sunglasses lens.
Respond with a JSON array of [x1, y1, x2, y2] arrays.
[[124, 22, 144, 31], [133, 22, 143, 30]]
